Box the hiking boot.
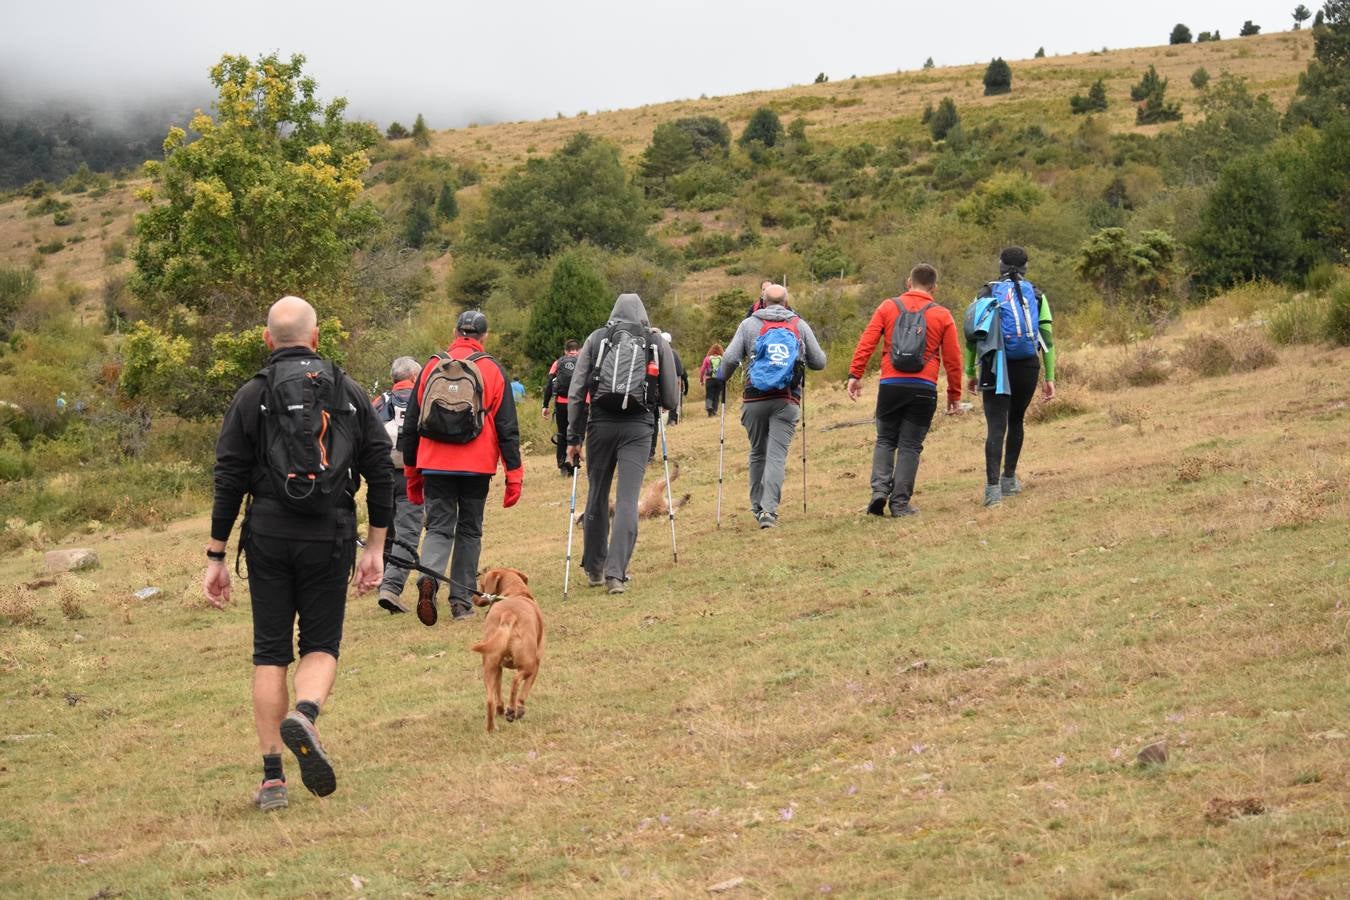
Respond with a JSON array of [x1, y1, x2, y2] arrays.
[[891, 504, 920, 518], [1000, 475, 1022, 495], [253, 778, 288, 812], [451, 603, 475, 621], [758, 512, 778, 529], [279, 712, 336, 798], [586, 570, 605, 588], [377, 591, 407, 614], [416, 577, 438, 627], [867, 495, 887, 516], [983, 485, 1002, 507], [605, 577, 627, 595]]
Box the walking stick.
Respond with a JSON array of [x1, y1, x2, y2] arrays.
[[563, 463, 579, 598], [658, 413, 678, 563], [715, 390, 727, 528], [800, 376, 808, 513]]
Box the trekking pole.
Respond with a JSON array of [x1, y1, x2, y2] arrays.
[[800, 376, 808, 514], [658, 414, 678, 563], [563, 463, 579, 599], [715, 393, 727, 528]]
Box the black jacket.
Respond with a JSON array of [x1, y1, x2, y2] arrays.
[[211, 346, 395, 542]]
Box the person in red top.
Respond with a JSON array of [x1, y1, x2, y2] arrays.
[[846, 263, 962, 517], [400, 310, 522, 624]]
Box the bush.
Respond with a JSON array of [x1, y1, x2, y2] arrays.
[[523, 251, 611, 366], [1188, 156, 1298, 291], [386, 121, 409, 140], [1178, 335, 1236, 376], [0, 266, 38, 336], [739, 107, 784, 148], [1325, 283, 1350, 345], [1170, 24, 1193, 44], [1304, 262, 1337, 293], [929, 97, 960, 141], [1121, 345, 1170, 386], [1267, 295, 1329, 344], [805, 242, 853, 280], [1070, 79, 1108, 114], [1191, 67, 1211, 90], [955, 171, 1045, 222], [1239, 20, 1260, 36], [983, 58, 1012, 96]]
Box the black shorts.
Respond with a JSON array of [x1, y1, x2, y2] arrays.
[[246, 533, 355, 666]]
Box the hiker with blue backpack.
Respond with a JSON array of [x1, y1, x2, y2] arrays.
[[716, 282, 827, 529], [963, 247, 1056, 507], [565, 293, 681, 593], [846, 263, 963, 518]]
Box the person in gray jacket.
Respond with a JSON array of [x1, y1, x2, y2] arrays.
[[716, 282, 827, 528], [566, 293, 681, 593]]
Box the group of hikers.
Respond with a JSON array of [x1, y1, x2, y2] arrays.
[[202, 246, 1056, 811]]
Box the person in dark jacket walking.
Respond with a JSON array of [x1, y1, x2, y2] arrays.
[[700, 343, 725, 416], [204, 295, 392, 812], [401, 310, 523, 624], [374, 355, 425, 614], [566, 294, 680, 594], [716, 282, 827, 528], [542, 339, 581, 475]]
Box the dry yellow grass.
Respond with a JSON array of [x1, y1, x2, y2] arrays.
[[1, 334, 1346, 896]]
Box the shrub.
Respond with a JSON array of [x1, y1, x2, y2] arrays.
[[922, 57, 934, 69], [523, 251, 611, 365], [1267, 295, 1329, 344], [1178, 335, 1236, 376], [1188, 156, 1298, 291], [1191, 67, 1211, 90], [1170, 24, 1193, 44], [983, 58, 1012, 96], [1134, 66, 1183, 124], [447, 255, 507, 308], [929, 97, 960, 141], [806, 242, 853, 280], [1239, 20, 1260, 37], [1070, 79, 1108, 114], [0, 266, 38, 336], [1228, 331, 1279, 371], [1035, 47, 1046, 58], [36, 239, 64, 255], [1325, 283, 1350, 345], [955, 171, 1045, 222], [386, 121, 409, 140], [1121, 346, 1169, 386], [640, 122, 697, 186], [1304, 262, 1337, 293], [671, 116, 732, 159], [411, 113, 431, 148], [740, 107, 784, 148]]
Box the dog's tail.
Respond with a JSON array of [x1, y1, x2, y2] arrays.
[[471, 612, 516, 656]]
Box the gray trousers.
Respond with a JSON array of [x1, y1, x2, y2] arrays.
[[871, 384, 937, 511], [582, 414, 652, 581], [740, 399, 799, 519], [420, 474, 491, 611], [379, 491, 427, 597]]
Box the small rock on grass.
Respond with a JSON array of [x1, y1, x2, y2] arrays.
[[1136, 740, 1168, 766], [708, 877, 745, 893], [44, 548, 99, 574], [133, 587, 162, 601]]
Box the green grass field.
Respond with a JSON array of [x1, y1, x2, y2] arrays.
[[2, 331, 1346, 896]]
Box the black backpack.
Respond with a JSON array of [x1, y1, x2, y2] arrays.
[[590, 323, 656, 413], [257, 358, 359, 515], [554, 354, 578, 398], [888, 298, 937, 373]]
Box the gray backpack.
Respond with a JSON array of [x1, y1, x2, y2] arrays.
[[590, 323, 655, 413], [888, 299, 936, 373]]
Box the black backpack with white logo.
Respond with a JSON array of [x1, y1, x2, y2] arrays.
[[590, 324, 655, 413], [554, 354, 578, 398], [257, 358, 358, 515]]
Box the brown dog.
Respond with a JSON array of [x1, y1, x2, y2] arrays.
[[472, 568, 544, 733], [574, 460, 690, 524]]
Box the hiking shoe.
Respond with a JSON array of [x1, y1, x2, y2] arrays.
[[586, 570, 605, 588], [451, 603, 475, 621], [279, 713, 336, 798], [377, 591, 407, 614], [867, 496, 887, 516], [758, 512, 778, 529], [416, 577, 438, 627], [605, 577, 627, 595], [891, 504, 920, 518], [983, 485, 1002, 507], [253, 778, 288, 812], [1000, 475, 1022, 495]]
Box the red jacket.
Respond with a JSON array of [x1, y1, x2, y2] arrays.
[[849, 290, 963, 406], [401, 337, 523, 480]]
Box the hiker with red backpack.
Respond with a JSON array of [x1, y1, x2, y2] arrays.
[[565, 293, 681, 593], [372, 356, 425, 614], [204, 296, 393, 812], [716, 282, 827, 529], [542, 339, 581, 476], [846, 264, 963, 518], [400, 310, 523, 624], [964, 246, 1056, 507]]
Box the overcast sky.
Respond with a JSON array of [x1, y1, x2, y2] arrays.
[[0, 0, 1306, 127]]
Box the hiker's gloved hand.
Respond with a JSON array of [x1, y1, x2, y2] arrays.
[[1042, 380, 1056, 401], [503, 469, 523, 508], [406, 468, 425, 506]]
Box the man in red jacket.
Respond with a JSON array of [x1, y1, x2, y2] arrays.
[[846, 264, 962, 517], [400, 310, 523, 624]]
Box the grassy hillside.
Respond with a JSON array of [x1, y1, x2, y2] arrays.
[[1, 319, 1346, 895]]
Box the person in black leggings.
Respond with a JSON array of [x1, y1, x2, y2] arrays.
[[965, 247, 1056, 506]]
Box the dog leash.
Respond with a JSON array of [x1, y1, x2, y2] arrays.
[[357, 537, 501, 604]]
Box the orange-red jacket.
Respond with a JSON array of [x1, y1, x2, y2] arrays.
[[849, 289, 963, 406], [401, 337, 522, 480]]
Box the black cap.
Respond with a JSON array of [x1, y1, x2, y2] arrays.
[[999, 246, 1029, 271], [456, 309, 488, 335]]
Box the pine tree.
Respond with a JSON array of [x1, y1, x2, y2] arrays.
[[639, 123, 696, 184], [1034, 47, 1046, 58], [739, 107, 784, 148], [922, 57, 935, 69], [524, 251, 611, 365], [411, 113, 430, 149], [1294, 4, 1312, 29], [436, 182, 458, 221], [386, 121, 409, 140], [929, 97, 960, 140], [983, 58, 1013, 96]]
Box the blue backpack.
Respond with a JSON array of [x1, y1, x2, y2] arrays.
[[748, 317, 802, 392], [991, 277, 1041, 360]]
